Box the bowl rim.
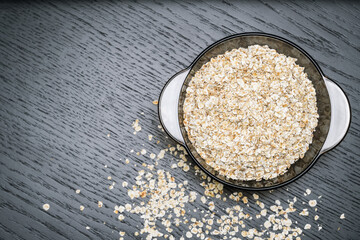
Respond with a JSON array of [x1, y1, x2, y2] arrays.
[[161, 32, 330, 190]]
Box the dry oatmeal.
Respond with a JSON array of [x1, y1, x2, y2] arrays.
[[183, 45, 319, 181], [107, 119, 323, 239]]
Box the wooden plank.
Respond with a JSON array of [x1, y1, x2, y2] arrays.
[[0, 1, 359, 239]]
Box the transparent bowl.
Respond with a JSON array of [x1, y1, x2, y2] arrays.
[[159, 33, 351, 190]]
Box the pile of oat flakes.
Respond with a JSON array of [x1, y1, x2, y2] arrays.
[[183, 45, 319, 181], [111, 118, 323, 240]]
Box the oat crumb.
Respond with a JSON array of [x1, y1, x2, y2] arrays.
[[309, 200, 317, 207], [42, 203, 50, 211]]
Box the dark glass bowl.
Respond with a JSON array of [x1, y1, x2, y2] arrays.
[[177, 33, 331, 190]]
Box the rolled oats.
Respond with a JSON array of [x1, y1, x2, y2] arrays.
[[183, 45, 319, 181]]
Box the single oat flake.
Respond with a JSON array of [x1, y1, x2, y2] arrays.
[[183, 45, 319, 181], [309, 200, 317, 207], [42, 203, 50, 211]]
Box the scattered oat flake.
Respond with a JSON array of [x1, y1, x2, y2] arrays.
[[119, 231, 125, 236], [314, 215, 319, 220], [117, 206, 124, 213], [150, 153, 156, 159], [340, 213, 345, 219], [125, 159, 130, 164], [183, 164, 190, 172], [208, 201, 215, 211], [80, 205, 85, 211], [109, 185, 113, 190], [86, 226, 90, 230], [75, 189, 81, 194], [304, 224, 311, 230], [122, 181, 128, 187], [157, 149, 166, 159], [118, 214, 125, 221], [306, 189, 311, 195], [264, 221, 271, 229], [141, 149, 147, 155], [107, 176, 112, 180], [152, 100, 158, 105], [260, 209, 267, 216], [98, 201, 103, 208], [300, 209, 309, 216], [148, 135, 153, 141], [42, 203, 50, 211], [309, 200, 317, 207], [125, 203, 132, 211], [107, 133, 111, 137], [186, 232, 192, 238], [132, 119, 141, 132], [253, 193, 259, 200]]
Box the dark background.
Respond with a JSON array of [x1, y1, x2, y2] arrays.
[[0, 1, 359, 239]]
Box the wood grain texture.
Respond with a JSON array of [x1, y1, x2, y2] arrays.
[[0, 0, 359, 239]]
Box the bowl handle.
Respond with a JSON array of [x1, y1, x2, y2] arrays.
[[320, 77, 351, 154], [158, 68, 190, 145]]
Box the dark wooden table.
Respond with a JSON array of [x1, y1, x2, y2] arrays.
[[1, 1, 359, 239]]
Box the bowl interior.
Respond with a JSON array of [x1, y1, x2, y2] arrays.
[[178, 33, 331, 190]]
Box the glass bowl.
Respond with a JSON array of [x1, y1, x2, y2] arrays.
[[158, 32, 351, 190]]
